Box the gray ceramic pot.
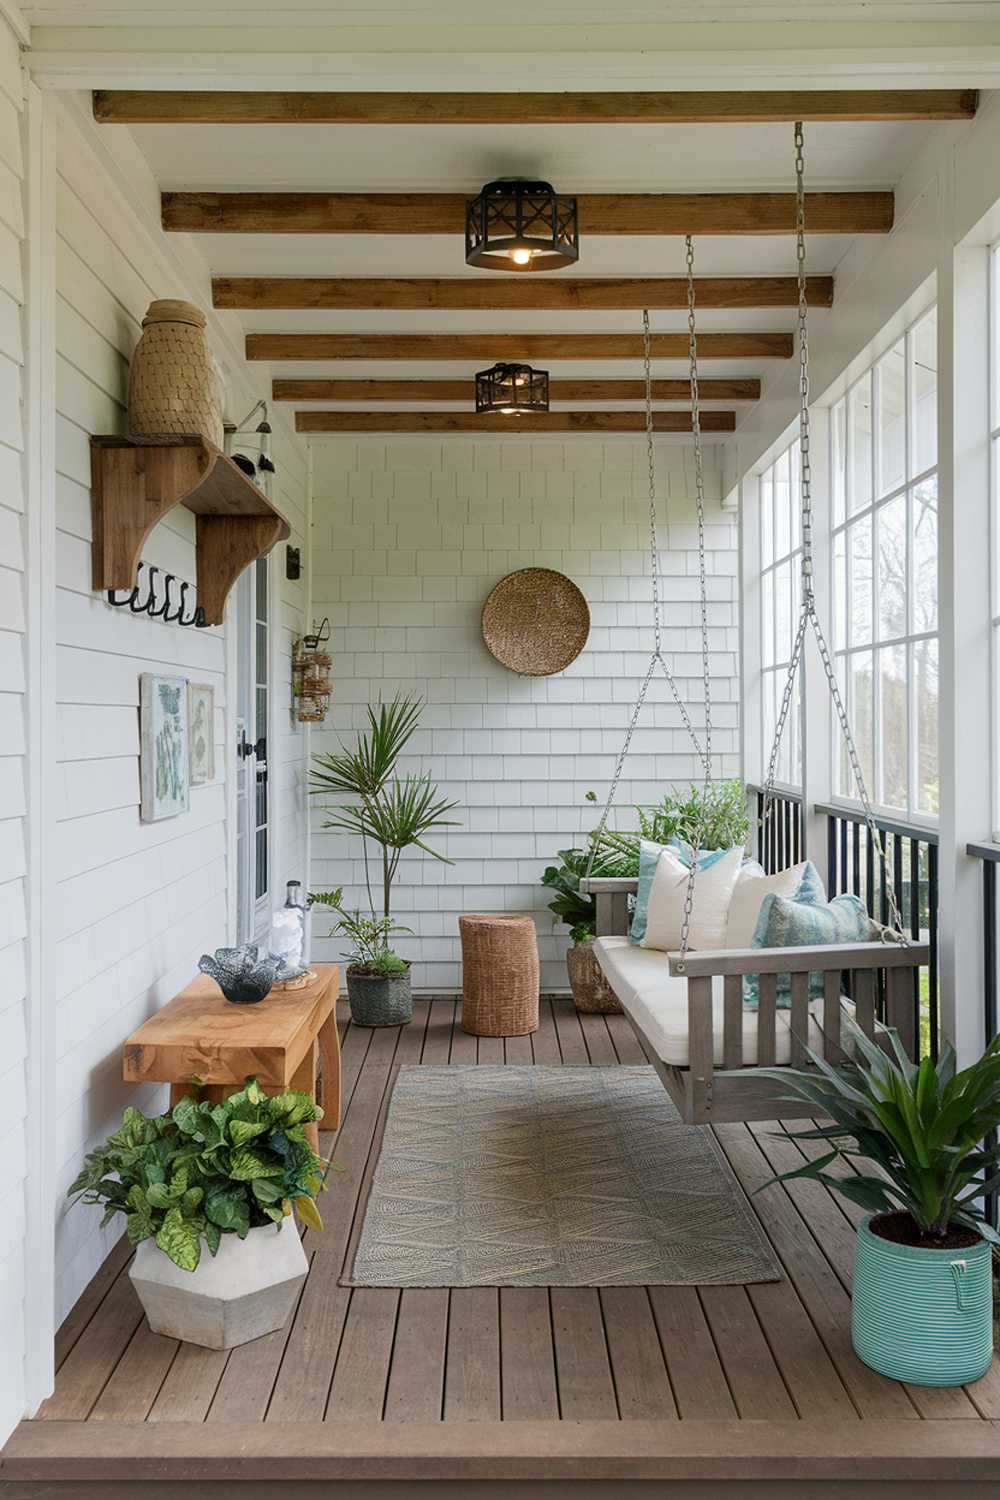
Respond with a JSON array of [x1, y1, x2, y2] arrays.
[[346, 967, 413, 1027]]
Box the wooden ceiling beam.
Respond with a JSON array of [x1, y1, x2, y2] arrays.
[[214, 275, 833, 310], [164, 191, 892, 237], [95, 89, 978, 126], [249, 332, 791, 361], [273, 377, 762, 402], [295, 411, 737, 434]]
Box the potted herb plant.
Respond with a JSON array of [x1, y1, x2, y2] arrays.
[[310, 695, 459, 1026], [758, 1023, 1000, 1387], [541, 846, 626, 1014], [310, 893, 414, 1027], [68, 1080, 326, 1350]]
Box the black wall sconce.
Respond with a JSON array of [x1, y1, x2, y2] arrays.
[[286, 545, 301, 581]]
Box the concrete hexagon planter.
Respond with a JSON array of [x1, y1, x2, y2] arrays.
[[130, 1221, 308, 1349]]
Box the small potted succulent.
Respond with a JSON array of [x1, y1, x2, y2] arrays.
[[310, 695, 459, 1027], [758, 1023, 1000, 1387], [310, 892, 413, 1027], [68, 1079, 326, 1350]]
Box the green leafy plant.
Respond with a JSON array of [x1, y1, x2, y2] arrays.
[[541, 844, 636, 941], [756, 1022, 1000, 1246], [309, 888, 411, 976], [309, 695, 460, 920], [68, 1080, 327, 1272]]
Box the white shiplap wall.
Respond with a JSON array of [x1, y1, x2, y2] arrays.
[[0, 21, 27, 1447], [309, 436, 739, 993], [50, 108, 311, 1325]]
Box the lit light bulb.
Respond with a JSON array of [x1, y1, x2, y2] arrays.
[[511, 248, 532, 266], [500, 407, 516, 415]]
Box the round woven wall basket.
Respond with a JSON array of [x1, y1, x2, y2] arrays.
[[482, 568, 590, 676]]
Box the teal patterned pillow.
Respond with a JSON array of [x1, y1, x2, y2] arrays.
[[628, 838, 730, 946], [744, 892, 874, 1006]]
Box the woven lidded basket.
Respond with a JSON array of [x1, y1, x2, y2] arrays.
[[482, 568, 590, 676], [459, 914, 539, 1037], [128, 299, 224, 448]]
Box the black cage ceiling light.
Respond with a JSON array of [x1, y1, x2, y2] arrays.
[[465, 178, 579, 271], [475, 362, 550, 415]]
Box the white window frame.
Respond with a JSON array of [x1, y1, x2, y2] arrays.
[[758, 436, 804, 793], [829, 307, 939, 829]]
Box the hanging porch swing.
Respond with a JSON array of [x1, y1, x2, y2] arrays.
[[581, 125, 929, 1125]]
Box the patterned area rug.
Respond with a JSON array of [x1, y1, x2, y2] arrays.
[[346, 1066, 781, 1287]]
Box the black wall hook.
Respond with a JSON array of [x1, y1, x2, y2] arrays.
[[106, 560, 210, 627]]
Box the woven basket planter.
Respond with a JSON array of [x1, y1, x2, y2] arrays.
[[459, 914, 539, 1036], [128, 299, 224, 448], [346, 968, 412, 1028], [566, 941, 623, 1014]]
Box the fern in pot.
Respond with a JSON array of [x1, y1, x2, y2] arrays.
[[310, 696, 459, 1026], [757, 1023, 1000, 1387], [68, 1080, 325, 1350]]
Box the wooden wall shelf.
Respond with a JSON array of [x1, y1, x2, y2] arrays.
[[90, 434, 291, 626]]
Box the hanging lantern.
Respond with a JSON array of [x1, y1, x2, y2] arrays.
[[465, 179, 578, 271], [475, 362, 550, 415]]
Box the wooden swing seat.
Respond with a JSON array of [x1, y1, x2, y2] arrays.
[[582, 877, 929, 1125]]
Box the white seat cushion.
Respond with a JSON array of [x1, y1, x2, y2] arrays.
[[593, 935, 852, 1068]]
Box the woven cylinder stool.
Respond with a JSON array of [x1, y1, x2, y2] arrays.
[[459, 914, 539, 1037]]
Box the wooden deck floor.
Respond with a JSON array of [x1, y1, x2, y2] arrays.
[[4, 998, 1000, 1494]]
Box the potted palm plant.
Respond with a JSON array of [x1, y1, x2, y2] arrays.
[[758, 1023, 1000, 1387], [310, 695, 459, 1026], [68, 1080, 326, 1349]]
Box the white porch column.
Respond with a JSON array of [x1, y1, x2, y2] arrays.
[[938, 240, 992, 1065]]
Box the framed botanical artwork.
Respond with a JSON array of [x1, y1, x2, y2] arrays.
[[140, 673, 189, 822], [188, 681, 216, 786]]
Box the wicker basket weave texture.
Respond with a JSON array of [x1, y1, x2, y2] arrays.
[[459, 914, 540, 1037], [128, 299, 224, 448]]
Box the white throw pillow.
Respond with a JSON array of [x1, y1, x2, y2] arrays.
[[725, 860, 825, 949], [640, 845, 744, 953]]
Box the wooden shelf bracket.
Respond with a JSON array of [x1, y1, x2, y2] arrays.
[[90, 434, 290, 626]]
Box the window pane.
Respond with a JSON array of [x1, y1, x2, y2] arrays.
[[850, 651, 875, 797], [832, 399, 846, 526], [774, 449, 790, 559], [911, 310, 937, 475], [914, 637, 939, 814], [833, 530, 846, 651], [877, 494, 907, 640], [911, 476, 937, 635], [762, 670, 775, 774], [850, 518, 873, 646], [835, 656, 850, 797], [760, 470, 773, 567], [775, 559, 791, 664], [849, 373, 873, 514], [877, 341, 906, 497], [762, 570, 774, 667], [789, 441, 801, 551], [879, 643, 908, 809]]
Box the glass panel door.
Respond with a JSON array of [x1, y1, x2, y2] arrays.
[[235, 555, 271, 942]]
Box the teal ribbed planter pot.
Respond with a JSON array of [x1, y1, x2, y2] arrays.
[[852, 1215, 993, 1386]]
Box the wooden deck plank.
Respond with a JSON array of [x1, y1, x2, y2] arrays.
[[577, 1011, 618, 1067], [38, 1273, 144, 1421], [600, 1287, 678, 1419], [716, 1122, 916, 1419], [450, 1017, 478, 1064], [648, 1287, 737, 1418], [384, 1288, 449, 1423], [551, 1001, 590, 1065], [325, 1290, 399, 1421], [206, 1254, 314, 1424], [88, 1323, 178, 1422], [499, 1288, 559, 1421], [54, 1235, 134, 1375], [444, 1289, 501, 1421], [477, 1035, 504, 1064], [420, 999, 456, 1064], [531, 999, 562, 1064], [147, 1342, 229, 1422], [503, 1032, 533, 1065], [604, 1010, 648, 1065], [550, 1288, 618, 1419], [698, 1285, 797, 1420]]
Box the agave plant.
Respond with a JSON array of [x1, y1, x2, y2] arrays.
[[309, 694, 460, 919], [757, 1021, 1000, 1245]]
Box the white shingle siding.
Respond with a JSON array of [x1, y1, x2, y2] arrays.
[[309, 436, 739, 994]]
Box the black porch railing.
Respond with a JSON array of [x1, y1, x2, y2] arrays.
[[966, 842, 1000, 1231], [747, 785, 803, 873]]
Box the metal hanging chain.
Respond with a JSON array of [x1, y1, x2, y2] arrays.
[[584, 304, 712, 884], [759, 122, 907, 942], [677, 234, 715, 966]]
